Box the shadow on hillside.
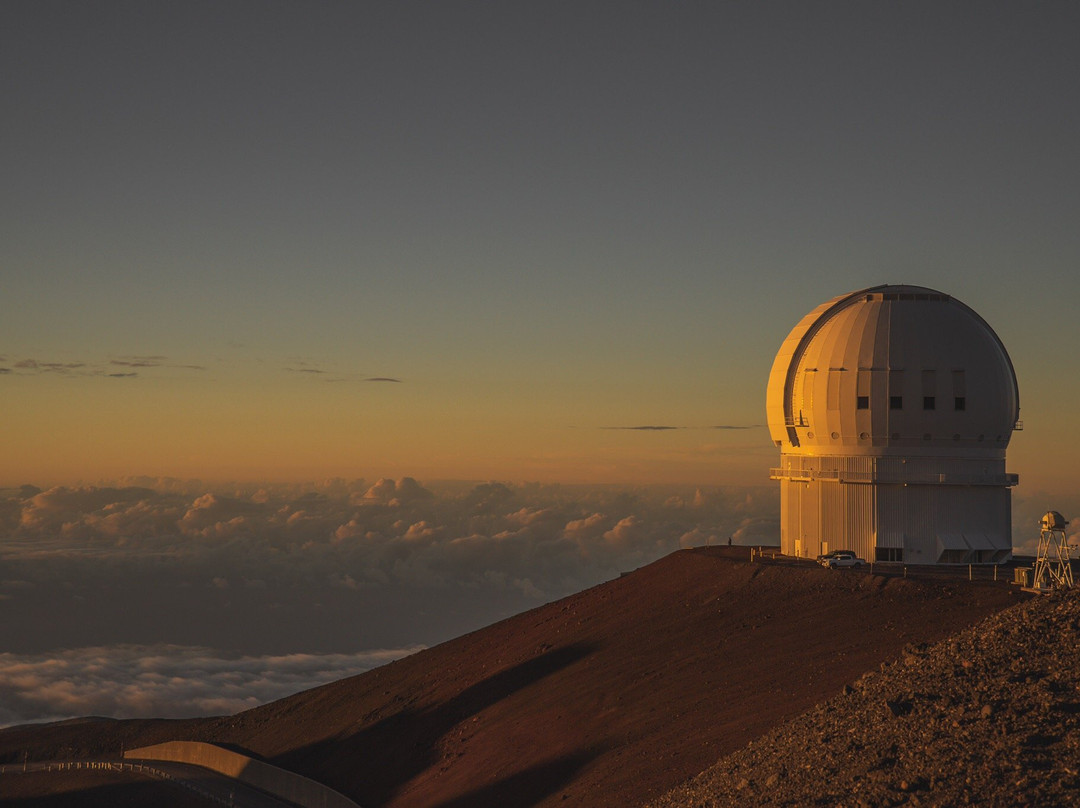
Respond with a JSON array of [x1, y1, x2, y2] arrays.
[[429, 750, 598, 808], [277, 641, 598, 805], [0, 778, 211, 808]]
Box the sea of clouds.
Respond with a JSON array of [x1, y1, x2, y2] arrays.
[[0, 477, 779, 725], [0, 645, 419, 727], [3, 476, 1068, 726]]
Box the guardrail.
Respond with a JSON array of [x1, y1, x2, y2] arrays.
[[0, 760, 241, 806], [0, 761, 161, 775]]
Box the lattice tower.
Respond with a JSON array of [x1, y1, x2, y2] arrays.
[[1032, 511, 1074, 591]]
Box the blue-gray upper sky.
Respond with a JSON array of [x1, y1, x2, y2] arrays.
[[2, 2, 1078, 490]]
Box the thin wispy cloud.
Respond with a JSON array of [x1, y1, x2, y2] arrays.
[[14, 359, 86, 373], [602, 425, 683, 431], [599, 424, 763, 431], [284, 359, 334, 376], [8, 355, 204, 378], [283, 367, 402, 383], [112, 356, 205, 372], [111, 355, 168, 368]]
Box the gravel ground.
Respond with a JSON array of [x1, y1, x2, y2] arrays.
[[649, 586, 1080, 808]]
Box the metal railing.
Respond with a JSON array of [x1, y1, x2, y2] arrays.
[[769, 467, 1019, 486], [0, 760, 237, 807]]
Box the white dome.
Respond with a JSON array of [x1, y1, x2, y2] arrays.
[[766, 285, 1019, 457]]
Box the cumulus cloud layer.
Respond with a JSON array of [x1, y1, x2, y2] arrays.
[[1, 478, 778, 602], [0, 645, 420, 727], [0, 477, 779, 723]]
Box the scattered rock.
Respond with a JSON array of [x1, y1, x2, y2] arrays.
[[885, 698, 913, 718], [649, 588, 1080, 808]]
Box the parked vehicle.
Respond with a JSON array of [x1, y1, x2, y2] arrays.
[[822, 551, 865, 569]]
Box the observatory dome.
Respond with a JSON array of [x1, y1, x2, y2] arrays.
[[766, 284, 1020, 458]]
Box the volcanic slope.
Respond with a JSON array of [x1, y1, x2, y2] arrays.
[[649, 584, 1080, 808], [0, 548, 1023, 808]]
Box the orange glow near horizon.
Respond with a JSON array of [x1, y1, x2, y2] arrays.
[[3, 355, 1073, 494], [3, 368, 775, 488]]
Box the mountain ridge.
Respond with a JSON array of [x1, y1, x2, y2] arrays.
[[0, 548, 1024, 807]]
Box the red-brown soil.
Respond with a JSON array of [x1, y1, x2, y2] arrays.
[[0, 548, 1025, 807]]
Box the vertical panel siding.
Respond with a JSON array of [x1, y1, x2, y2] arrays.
[[778, 456, 1013, 563], [802, 482, 819, 557], [784, 482, 793, 554], [848, 482, 875, 560], [820, 480, 841, 556]]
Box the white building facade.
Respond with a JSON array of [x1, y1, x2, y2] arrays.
[[766, 285, 1020, 564]]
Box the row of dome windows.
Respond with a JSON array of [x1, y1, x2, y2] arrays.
[[804, 430, 1006, 442], [856, 396, 966, 411]]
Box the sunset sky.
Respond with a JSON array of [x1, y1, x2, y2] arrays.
[[4, 2, 1079, 493]]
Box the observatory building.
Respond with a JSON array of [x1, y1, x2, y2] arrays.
[[766, 284, 1020, 565]]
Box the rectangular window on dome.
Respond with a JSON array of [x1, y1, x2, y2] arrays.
[[857, 395, 869, 409], [890, 396, 903, 410], [923, 396, 936, 410], [955, 396, 966, 411]]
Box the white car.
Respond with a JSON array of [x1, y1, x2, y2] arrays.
[[822, 552, 865, 569]]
